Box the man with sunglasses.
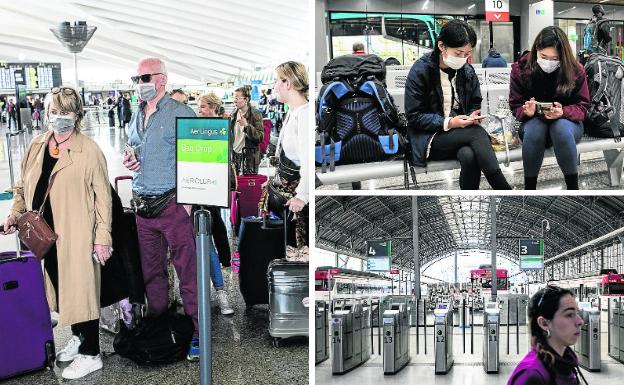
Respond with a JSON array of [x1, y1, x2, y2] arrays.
[[122, 57, 201, 361]]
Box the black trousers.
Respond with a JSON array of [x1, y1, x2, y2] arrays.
[[44, 247, 100, 356], [428, 125, 509, 190]]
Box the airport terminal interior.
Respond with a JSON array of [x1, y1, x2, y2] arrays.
[[314, 0, 624, 190], [0, 1, 308, 384], [315, 196, 624, 384]]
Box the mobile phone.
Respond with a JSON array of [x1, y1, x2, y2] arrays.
[[536, 102, 554, 113], [124, 144, 135, 159], [469, 115, 488, 121]]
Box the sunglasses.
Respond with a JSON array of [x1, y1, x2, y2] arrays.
[[131, 73, 163, 84], [537, 285, 562, 308], [51, 87, 77, 96]]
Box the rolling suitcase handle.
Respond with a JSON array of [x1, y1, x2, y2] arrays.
[[5, 132, 23, 254], [114, 175, 133, 192]]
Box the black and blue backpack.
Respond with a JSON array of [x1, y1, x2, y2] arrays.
[[315, 54, 406, 172]]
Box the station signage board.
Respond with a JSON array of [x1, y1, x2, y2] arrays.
[[485, 0, 510, 22], [176, 117, 230, 208], [519, 239, 544, 270], [390, 268, 400, 275], [366, 239, 392, 272]]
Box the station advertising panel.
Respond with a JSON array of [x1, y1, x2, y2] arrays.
[[519, 239, 544, 270], [176, 117, 230, 208], [485, 0, 510, 22], [366, 239, 392, 272]]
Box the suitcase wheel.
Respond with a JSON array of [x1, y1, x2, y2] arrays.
[[272, 338, 281, 348], [45, 340, 56, 369]]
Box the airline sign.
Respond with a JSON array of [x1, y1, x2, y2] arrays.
[[485, 0, 510, 22]]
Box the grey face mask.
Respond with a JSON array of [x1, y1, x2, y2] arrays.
[[136, 83, 157, 101], [48, 114, 75, 133]]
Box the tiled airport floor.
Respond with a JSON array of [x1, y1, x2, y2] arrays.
[[318, 151, 621, 190], [316, 311, 624, 384], [0, 118, 307, 385]]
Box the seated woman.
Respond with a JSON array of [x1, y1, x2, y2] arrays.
[[509, 26, 590, 190], [508, 285, 587, 385], [405, 19, 511, 190]]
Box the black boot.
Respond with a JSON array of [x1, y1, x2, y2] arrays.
[[484, 169, 512, 190], [524, 176, 538, 190], [564, 173, 579, 190]]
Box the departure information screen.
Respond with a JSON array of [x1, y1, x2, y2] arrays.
[[0, 63, 62, 90], [519, 239, 544, 270]]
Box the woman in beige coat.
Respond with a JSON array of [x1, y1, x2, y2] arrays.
[[2, 86, 112, 380]]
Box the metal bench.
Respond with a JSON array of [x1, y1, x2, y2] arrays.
[[315, 66, 624, 188]]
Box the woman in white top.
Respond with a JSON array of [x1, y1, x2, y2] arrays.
[[267, 61, 309, 247]]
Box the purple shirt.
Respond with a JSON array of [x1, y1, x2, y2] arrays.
[[508, 346, 580, 385], [509, 51, 590, 123]]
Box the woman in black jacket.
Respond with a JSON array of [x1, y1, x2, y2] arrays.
[[404, 19, 511, 190]]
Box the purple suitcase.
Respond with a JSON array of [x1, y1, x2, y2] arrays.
[[0, 251, 55, 379]]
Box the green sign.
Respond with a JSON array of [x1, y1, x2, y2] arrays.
[[176, 117, 230, 207], [568, 34, 578, 42], [519, 239, 544, 270]]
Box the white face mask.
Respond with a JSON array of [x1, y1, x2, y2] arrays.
[[136, 83, 157, 101], [48, 114, 75, 133], [442, 49, 468, 70], [537, 57, 560, 74]]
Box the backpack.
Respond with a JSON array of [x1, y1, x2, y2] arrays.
[[583, 18, 609, 54], [584, 53, 624, 138], [315, 54, 406, 172], [113, 310, 194, 365]]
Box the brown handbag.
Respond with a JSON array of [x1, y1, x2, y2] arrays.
[[17, 175, 58, 260]]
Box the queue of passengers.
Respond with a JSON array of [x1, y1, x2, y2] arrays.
[[1, 56, 309, 380]]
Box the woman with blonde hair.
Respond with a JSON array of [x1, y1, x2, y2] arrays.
[[265, 61, 309, 248], [2, 86, 112, 379], [198, 92, 222, 118]]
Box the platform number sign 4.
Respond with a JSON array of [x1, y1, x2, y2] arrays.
[[485, 0, 510, 22]]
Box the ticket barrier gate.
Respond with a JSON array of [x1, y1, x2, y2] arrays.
[[574, 302, 601, 371], [315, 300, 329, 365], [482, 302, 499, 373], [609, 297, 624, 363], [378, 295, 416, 326], [382, 303, 410, 374], [434, 303, 454, 374], [331, 300, 371, 374]]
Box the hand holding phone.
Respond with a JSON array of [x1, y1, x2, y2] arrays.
[[469, 115, 488, 121]]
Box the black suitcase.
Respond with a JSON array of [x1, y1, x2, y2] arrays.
[[100, 176, 145, 306], [238, 216, 285, 306]]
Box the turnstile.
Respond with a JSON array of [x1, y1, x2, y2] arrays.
[[331, 300, 371, 374], [574, 302, 601, 371], [315, 300, 329, 365], [482, 302, 500, 373], [608, 297, 620, 361], [434, 303, 454, 374], [378, 295, 416, 327], [382, 303, 410, 374], [498, 294, 529, 325]]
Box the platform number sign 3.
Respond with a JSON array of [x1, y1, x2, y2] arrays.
[[485, 0, 510, 22]]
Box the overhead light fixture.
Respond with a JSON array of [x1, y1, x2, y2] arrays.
[[556, 6, 576, 15], [600, 0, 609, 3], [468, 3, 476, 10], [422, 0, 429, 11]]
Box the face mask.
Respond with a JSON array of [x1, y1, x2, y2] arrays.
[[443, 50, 468, 70], [136, 83, 157, 101], [48, 114, 75, 133], [537, 57, 560, 74]]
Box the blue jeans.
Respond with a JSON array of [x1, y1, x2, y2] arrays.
[[520, 117, 584, 177], [209, 238, 224, 289]]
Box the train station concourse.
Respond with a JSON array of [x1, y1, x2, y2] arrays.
[[0, 1, 309, 384], [314, 195, 624, 384]]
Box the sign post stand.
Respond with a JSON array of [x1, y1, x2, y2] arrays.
[[176, 117, 231, 385]]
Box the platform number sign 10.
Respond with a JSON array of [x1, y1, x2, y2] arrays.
[[485, 0, 510, 22]]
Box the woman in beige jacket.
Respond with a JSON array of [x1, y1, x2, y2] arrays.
[[2, 86, 112, 380]]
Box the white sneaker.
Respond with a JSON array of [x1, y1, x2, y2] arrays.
[[216, 290, 234, 315], [56, 335, 81, 362], [61, 354, 103, 380]]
